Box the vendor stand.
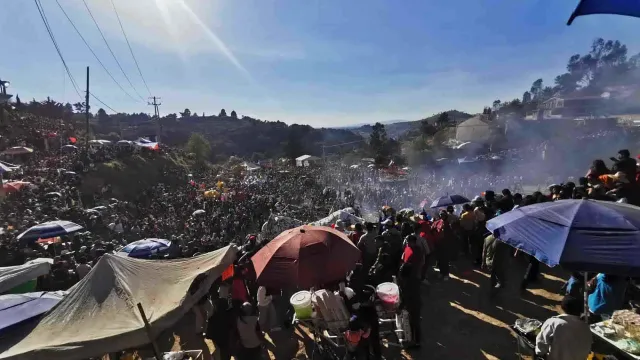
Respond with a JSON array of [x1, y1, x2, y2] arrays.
[[590, 310, 640, 360], [487, 200, 640, 360], [252, 225, 405, 359]]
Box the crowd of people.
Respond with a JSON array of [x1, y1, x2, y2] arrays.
[[1, 108, 640, 360]]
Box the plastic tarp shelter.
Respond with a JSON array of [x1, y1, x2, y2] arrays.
[[0, 259, 53, 295], [0, 245, 237, 360]]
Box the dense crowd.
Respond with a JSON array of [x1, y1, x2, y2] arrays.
[[1, 110, 640, 360]]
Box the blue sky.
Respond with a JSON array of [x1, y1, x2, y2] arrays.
[[1, 0, 639, 127]]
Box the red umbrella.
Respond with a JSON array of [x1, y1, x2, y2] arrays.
[[251, 225, 361, 289]]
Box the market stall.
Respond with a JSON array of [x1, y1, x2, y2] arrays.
[[487, 199, 640, 359], [252, 225, 405, 358]]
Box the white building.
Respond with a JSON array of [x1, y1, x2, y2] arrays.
[[455, 115, 491, 143], [295, 155, 321, 167]]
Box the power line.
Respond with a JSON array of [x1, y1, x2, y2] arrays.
[[90, 92, 118, 113], [34, 0, 83, 100], [110, 0, 152, 96], [55, 0, 139, 103], [81, 0, 145, 101], [36, 0, 120, 115]]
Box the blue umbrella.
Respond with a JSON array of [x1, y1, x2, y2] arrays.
[[430, 194, 470, 209], [0, 291, 66, 331], [17, 221, 83, 241], [487, 199, 640, 276], [568, 0, 640, 25], [119, 238, 171, 259]]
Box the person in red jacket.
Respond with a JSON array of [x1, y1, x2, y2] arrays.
[[431, 211, 452, 280]]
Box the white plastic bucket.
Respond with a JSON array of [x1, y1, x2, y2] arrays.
[[290, 291, 313, 319], [376, 282, 399, 310]]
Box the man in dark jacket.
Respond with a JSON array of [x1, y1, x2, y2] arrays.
[[612, 149, 637, 184]]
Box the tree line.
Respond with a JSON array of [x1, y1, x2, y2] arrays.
[[487, 38, 640, 118]]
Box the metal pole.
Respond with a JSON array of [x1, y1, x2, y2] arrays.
[[584, 272, 589, 323], [85, 66, 90, 148]]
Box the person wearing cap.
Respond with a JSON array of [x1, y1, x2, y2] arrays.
[[535, 295, 592, 360]]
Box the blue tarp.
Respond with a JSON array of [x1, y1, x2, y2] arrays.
[[487, 199, 640, 276], [0, 291, 65, 332], [568, 0, 640, 25]]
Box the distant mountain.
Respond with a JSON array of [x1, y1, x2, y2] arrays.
[[336, 119, 409, 129], [349, 110, 473, 138]]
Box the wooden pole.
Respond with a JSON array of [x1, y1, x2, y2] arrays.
[[136, 302, 162, 360]]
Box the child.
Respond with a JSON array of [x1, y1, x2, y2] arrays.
[[344, 315, 370, 360]]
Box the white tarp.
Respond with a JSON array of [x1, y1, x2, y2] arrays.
[[0, 246, 237, 360], [0, 258, 52, 294], [311, 207, 365, 227]]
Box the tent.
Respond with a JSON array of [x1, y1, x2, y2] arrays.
[[0, 291, 66, 332], [295, 155, 320, 167], [455, 115, 491, 143], [0, 259, 53, 295], [0, 245, 237, 360]]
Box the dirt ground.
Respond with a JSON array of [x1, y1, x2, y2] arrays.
[[195, 255, 566, 360]]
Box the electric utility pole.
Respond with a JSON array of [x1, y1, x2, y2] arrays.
[[148, 96, 161, 144], [85, 66, 90, 149]]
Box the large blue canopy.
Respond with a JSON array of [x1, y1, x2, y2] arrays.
[[568, 0, 640, 25], [487, 199, 640, 276]]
